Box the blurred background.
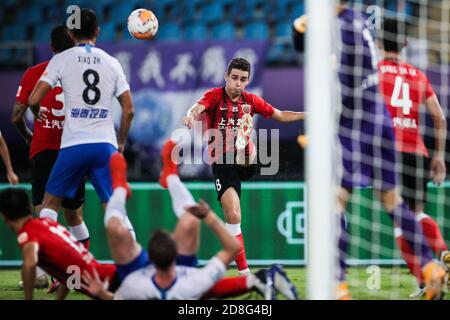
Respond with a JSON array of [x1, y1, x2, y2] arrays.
[[0, 0, 448, 183]]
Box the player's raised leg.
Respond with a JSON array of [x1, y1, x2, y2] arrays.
[[220, 188, 250, 276], [106, 152, 141, 267]]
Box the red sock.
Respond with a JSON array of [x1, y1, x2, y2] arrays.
[[80, 238, 90, 250], [202, 277, 248, 299], [419, 215, 448, 255], [235, 233, 248, 271], [396, 235, 423, 285]]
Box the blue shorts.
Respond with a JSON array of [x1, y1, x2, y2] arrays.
[[339, 107, 397, 191], [116, 249, 198, 281], [46, 143, 117, 203], [117, 249, 151, 281]]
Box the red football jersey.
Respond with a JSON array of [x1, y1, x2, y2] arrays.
[[16, 61, 65, 159], [197, 87, 275, 159], [378, 59, 435, 157], [18, 218, 115, 291]]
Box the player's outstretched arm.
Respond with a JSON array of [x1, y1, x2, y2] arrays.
[[21, 242, 39, 300], [183, 103, 206, 129], [82, 268, 114, 300], [426, 94, 447, 185], [117, 90, 135, 153], [28, 81, 52, 118], [185, 200, 240, 266], [0, 135, 19, 185], [271, 108, 306, 123], [11, 102, 33, 146]]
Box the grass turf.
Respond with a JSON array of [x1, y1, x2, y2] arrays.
[[0, 267, 422, 300]]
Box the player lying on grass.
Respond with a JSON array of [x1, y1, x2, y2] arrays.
[[82, 143, 298, 300], [0, 188, 117, 300]]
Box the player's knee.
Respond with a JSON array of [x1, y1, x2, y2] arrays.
[[107, 218, 128, 238]]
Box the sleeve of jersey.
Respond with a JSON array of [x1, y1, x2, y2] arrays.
[[17, 230, 38, 248], [16, 69, 32, 105], [197, 88, 219, 111], [113, 60, 130, 98], [252, 94, 275, 118], [40, 55, 62, 88]]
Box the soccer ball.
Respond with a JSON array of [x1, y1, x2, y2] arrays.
[[127, 9, 158, 40]]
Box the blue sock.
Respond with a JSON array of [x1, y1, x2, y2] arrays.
[[388, 203, 433, 267]]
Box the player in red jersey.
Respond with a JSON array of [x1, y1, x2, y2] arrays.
[[11, 25, 90, 250], [378, 18, 449, 296], [0, 130, 19, 185], [0, 188, 116, 300], [181, 58, 304, 276]]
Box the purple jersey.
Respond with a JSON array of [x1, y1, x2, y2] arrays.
[[337, 8, 397, 190]]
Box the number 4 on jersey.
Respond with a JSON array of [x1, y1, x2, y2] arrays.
[[390, 76, 413, 115]]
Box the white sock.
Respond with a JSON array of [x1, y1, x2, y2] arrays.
[[167, 175, 195, 219], [40, 208, 58, 222], [69, 222, 90, 241], [104, 188, 127, 227], [225, 223, 241, 236], [104, 187, 136, 240]]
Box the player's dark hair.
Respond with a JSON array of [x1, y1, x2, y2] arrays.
[[148, 229, 178, 271], [51, 24, 75, 53], [0, 188, 32, 221], [381, 18, 407, 53], [70, 8, 98, 40], [227, 57, 251, 76]]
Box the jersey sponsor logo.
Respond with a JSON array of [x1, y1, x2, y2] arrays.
[[17, 232, 29, 245], [70, 108, 109, 119], [392, 117, 418, 129]]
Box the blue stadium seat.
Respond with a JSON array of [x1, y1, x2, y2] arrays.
[[1, 25, 27, 41], [98, 22, 116, 42], [201, 2, 224, 24], [211, 22, 236, 41], [243, 0, 270, 20], [110, 2, 135, 25], [288, 2, 305, 19], [17, 5, 43, 26], [184, 24, 209, 41], [275, 22, 293, 38], [244, 22, 269, 40], [33, 23, 54, 42], [157, 22, 182, 41]]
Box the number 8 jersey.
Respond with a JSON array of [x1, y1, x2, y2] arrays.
[[378, 59, 435, 157], [40, 44, 130, 149]]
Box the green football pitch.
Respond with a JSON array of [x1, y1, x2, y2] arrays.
[[0, 267, 423, 300]]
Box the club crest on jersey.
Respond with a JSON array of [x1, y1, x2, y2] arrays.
[[242, 104, 251, 114]]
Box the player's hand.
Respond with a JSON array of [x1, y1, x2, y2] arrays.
[[184, 199, 211, 219], [182, 115, 194, 129], [7, 171, 19, 185], [118, 143, 125, 153], [81, 268, 109, 298], [35, 107, 49, 122], [294, 15, 308, 33], [430, 156, 446, 186]]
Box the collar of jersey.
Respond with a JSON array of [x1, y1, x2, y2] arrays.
[[151, 274, 178, 299]]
